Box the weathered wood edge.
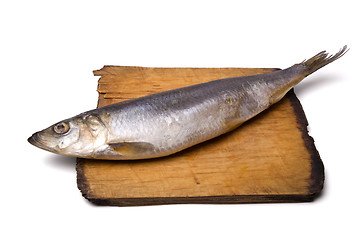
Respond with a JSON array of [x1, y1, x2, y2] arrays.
[[287, 89, 325, 196], [79, 193, 319, 207], [93, 66, 281, 76]]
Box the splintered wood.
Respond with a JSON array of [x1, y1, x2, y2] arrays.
[[76, 66, 324, 206]]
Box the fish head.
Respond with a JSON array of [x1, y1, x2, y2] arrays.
[[28, 114, 107, 158]]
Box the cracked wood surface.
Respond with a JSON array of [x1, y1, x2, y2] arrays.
[[76, 66, 324, 206]]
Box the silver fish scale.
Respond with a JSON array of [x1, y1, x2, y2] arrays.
[[102, 77, 271, 156], [28, 46, 348, 159]]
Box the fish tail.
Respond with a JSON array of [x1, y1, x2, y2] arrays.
[[301, 45, 348, 75]]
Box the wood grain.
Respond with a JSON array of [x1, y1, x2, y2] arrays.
[[76, 66, 324, 206]]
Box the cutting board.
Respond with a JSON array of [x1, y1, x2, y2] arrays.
[[76, 66, 324, 206]]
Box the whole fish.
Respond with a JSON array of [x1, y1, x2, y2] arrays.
[[28, 46, 348, 160]]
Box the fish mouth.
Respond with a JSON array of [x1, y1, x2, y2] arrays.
[[27, 133, 39, 146], [28, 132, 58, 153]]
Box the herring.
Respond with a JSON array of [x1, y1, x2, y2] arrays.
[[28, 46, 348, 160]]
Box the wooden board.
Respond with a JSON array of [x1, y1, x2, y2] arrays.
[[76, 66, 324, 206]]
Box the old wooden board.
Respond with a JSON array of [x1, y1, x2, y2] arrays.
[[76, 66, 324, 206]]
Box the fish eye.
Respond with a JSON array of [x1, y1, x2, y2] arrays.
[[53, 122, 70, 134]]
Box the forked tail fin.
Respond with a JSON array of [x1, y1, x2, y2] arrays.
[[301, 45, 348, 75]]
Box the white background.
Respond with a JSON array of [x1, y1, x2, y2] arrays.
[[1, 0, 359, 239]]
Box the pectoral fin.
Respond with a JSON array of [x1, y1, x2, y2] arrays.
[[108, 141, 155, 157]]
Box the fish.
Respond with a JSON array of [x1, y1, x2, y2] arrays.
[[28, 46, 348, 160]]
